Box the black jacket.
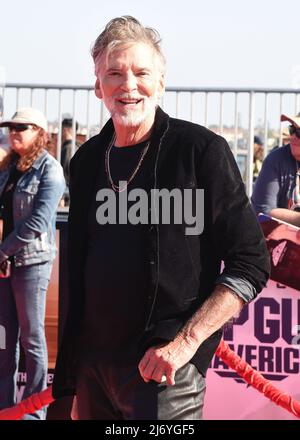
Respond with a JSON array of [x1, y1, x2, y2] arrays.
[[52, 107, 270, 398]]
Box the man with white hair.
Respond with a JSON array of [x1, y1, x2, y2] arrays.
[[53, 16, 269, 420]]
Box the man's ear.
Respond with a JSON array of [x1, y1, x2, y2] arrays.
[[95, 78, 102, 100]]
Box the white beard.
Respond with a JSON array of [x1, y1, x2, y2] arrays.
[[104, 93, 158, 127]]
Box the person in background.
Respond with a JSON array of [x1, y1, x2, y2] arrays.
[[53, 16, 269, 420], [252, 113, 300, 226], [281, 125, 291, 146], [0, 108, 65, 419], [253, 135, 264, 182], [0, 96, 10, 240], [61, 118, 80, 184], [60, 118, 81, 206], [0, 95, 10, 163]]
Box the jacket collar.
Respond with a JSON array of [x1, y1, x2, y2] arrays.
[[6, 149, 48, 173], [94, 106, 170, 150], [71, 106, 171, 211]]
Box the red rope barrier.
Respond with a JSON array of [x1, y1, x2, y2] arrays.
[[216, 340, 300, 419], [0, 340, 299, 419], [0, 386, 54, 420]]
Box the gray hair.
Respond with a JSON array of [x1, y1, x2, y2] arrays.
[[91, 16, 166, 73]]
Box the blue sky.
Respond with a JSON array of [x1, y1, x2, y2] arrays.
[[1, 0, 300, 89]]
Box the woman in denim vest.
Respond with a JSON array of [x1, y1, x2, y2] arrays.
[[0, 108, 65, 419]]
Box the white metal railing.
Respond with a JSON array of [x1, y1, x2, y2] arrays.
[[1, 83, 300, 195]]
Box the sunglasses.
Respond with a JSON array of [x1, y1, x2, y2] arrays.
[[8, 124, 35, 133], [289, 125, 300, 139]]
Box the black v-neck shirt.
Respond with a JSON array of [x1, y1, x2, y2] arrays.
[[81, 141, 152, 361]]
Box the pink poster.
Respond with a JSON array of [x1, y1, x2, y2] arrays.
[[204, 279, 300, 420]]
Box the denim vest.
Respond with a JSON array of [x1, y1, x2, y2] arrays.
[[0, 150, 65, 266]]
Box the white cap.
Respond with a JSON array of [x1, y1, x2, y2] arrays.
[[0, 107, 48, 131], [280, 113, 300, 129]]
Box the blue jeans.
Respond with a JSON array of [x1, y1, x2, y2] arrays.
[[0, 260, 52, 420]]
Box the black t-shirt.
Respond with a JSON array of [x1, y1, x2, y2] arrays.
[[0, 166, 24, 241], [81, 141, 152, 362]]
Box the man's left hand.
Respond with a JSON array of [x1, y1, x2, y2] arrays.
[[138, 334, 198, 386]]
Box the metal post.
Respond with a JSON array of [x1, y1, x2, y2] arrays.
[[1, 87, 5, 117], [204, 93, 208, 127], [190, 92, 194, 123], [219, 92, 223, 135], [16, 88, 20, 109], [294, 93, 300, 115], [176, 92, 179, 118], [44, 89, 48, 120], [279, 93, 283, 147], [56, 90, 62, 162], [71, 90, 76, 157], [263, 93, 268, 158], [233, 93, 238, 159], [100, 101, 104, 130], [247, 91, 255, 197], [86, 90, 90, 140], [30, 88, 33, 107]]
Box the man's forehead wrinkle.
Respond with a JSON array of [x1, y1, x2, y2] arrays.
[[106, 64, 152, 71]]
